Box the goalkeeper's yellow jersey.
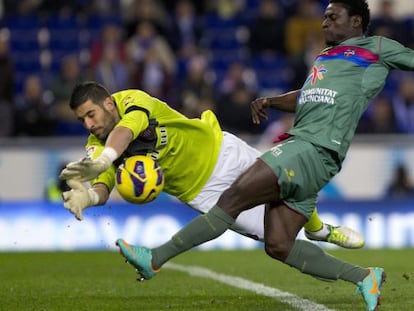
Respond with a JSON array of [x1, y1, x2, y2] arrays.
[[86, 89, 223, 203]]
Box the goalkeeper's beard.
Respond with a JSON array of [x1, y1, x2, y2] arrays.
[[92, 110, 118, 140]]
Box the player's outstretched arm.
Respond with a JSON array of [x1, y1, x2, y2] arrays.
[[62, 179, 98, 220], [62, 180, 109, 221], [60, 127, 134, 182], [60, 156, 113, 182], [251, 90, 299, 124]]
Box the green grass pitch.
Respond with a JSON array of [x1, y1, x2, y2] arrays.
[[1, 248, 414, 310]]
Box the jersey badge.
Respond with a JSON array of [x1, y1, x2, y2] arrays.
[[86, 146, 97, 158], [304, 65, 327, 86], [344, 49, 355, 57], [283, 168, 295, 182]]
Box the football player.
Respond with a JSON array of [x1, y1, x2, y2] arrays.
[[113, 0, 399, 309], [60, 81, 362, 250]]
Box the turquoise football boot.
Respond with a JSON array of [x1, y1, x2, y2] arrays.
[[116, 239, 158, 281], [356, 267, 386, 311]]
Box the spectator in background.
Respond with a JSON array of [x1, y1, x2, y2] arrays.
[[14, 75, 56, 136], [0, 28, 15, 136], [49, 54, 84, 107], [218, 61, 257, 96], [284, 0, 323, 58], [49, 54, 87, 135], [216, 60, 259, 135], [89, 23, 127, 72], [178, 54, 215, 117], [248, 0, 286, 56], [127, 21, 176, 103], [391, 74, 414, 133], [122, 0, 169, 39], [386, 163, 414, 199], [37, 0, 83, 13], [356, 95, 399, 134], [182, 96, 217, 119], [217, 81, 261, 136], [80, 0, 121, 16], [209, 0, 245, 20], [368, 0, 407, 44], [94, 44, 130, 94], [168, 0, 204, 57], [88, 23, 129, 93]]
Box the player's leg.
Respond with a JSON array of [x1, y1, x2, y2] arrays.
[[303, 207, 324, 232], [304, 207, 365, 248], [264, 201, 363, 278], [190, 131, 363, 248], [264, 202, 385, 310], [117, 157, 279, 277]]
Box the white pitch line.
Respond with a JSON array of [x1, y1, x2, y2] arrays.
[[165, 263, 336, 311]]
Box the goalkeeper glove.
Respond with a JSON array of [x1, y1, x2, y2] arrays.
[[59, 156, 111, 181], [62, 179, 99, 221], [59, 146, 119, 181]]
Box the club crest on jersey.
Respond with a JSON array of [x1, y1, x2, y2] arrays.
[[86, 146, 97, 158], [304, 65, 327, 86], [344, 49, 355, 57]]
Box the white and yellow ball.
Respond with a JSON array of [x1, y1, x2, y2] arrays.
[[115, 155, 164, 204]]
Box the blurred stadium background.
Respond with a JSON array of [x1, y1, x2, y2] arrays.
[[0, 0, 414, 252]]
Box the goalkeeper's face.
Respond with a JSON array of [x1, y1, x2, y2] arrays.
[[75, 98, 119, 140]]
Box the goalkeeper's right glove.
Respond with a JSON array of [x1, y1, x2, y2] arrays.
[[59, 156, 111, 182], [59, 147, 118, 182], [62, 179, 99, 221]]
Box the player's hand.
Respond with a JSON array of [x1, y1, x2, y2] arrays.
[[251, 97, 270, 124], [62, 179, 97, 221], [59, 156, 111, 182]]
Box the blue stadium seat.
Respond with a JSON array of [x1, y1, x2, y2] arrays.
[[14, 50, 41, 73], [9, 29, 40, 51], [42, 12, 82, 53], [204, 13, 244, 29], [203, 28, 243, 50], [250, 53, 291, 92], [48, 29, 80, 52], [45, 13, 79, 30], [5, 14, 40, 30]]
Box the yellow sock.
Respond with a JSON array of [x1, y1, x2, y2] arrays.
[[304, 207, 324, 232]]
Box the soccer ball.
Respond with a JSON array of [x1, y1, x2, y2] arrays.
[[115, 155, 165, 204]]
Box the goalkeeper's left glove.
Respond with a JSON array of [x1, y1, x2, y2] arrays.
[[62, 179, 99, 221], [59, 147, 118, 181]]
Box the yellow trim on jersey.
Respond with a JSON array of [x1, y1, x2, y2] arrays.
[[85, 89, 223, 203]]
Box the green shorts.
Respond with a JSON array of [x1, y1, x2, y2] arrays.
[[260, 137, 340, 219]]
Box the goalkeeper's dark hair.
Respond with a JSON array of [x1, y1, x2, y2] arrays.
[[329, 0, 370, 33], [69, 81, 111, 110]]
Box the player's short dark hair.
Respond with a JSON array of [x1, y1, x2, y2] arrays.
[[329, 0, 370, 33], [69, 81, 111, 110]]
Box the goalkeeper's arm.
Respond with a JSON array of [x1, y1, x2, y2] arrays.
[[89, 183, 111, 205], [104, 126, 134, 159], [96, 126, 135, 170], [60, 126, 134, 181]]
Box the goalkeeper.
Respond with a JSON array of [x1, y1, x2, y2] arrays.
[[60, 81, 363, 248]]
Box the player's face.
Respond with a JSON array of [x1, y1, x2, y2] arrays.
[[74, 98, 119, 140], [322, 3, 361, 46]]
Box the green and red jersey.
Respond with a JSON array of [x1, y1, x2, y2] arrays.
[[289, 36, 414, 162]]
